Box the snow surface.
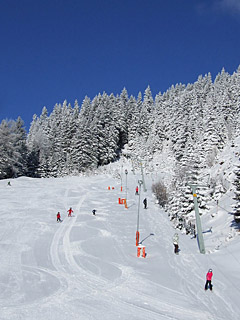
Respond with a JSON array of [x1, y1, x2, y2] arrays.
[[1, 163, 240, 320]]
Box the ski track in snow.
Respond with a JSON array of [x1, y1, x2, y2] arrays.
[[0, 174, 240, 319]]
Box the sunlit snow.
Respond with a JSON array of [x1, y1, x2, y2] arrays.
[[0, 153, 240, 319]]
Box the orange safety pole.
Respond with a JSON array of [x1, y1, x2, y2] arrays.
[[142, 247, 146, 258], [137, 247, 141, 257], [118, 198, 122, 204], [121, 186, 123, 192], [136, 231, 140, 246]]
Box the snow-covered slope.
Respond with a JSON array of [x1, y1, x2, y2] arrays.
[[202, 136, 240, 253], [0, 161, 240, 319]]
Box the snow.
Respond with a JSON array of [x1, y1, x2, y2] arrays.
[[1, 161, 240, 320]]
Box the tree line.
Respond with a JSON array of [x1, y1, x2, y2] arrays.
[[1, 67, 240, 232]]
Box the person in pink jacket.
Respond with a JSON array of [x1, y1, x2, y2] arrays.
[[205, 269, 213, 291]]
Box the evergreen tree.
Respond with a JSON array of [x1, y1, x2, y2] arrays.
[[233, 163, 240, 221], [0, 118, 27, 179], [12, 117, 28, 176], [138, 86, 154, 139], [0, 120, 14, 178]]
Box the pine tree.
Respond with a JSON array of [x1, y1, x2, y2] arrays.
[[0, 120, 14, 179], [138, 86, 154, 139], [12, 117, 28, 176], [233, 163, 240, 221], [0, 118, 27, 179]]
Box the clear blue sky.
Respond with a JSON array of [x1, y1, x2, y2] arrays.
[[1, 0, 240, 129]]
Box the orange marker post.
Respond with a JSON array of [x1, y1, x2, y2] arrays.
[[137, 247, 141, 257], [137, 245, 146, 258], [136, 231, 140, 246]]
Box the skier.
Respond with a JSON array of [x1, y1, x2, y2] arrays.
[[92, 209, 96, 216], [68, 207, 73, 217], [57, 212, 62, 222], [135, 186, 139, 195], [7, 181, 11, 186], [205, 269, 213, 291], [173, 233, 179, 254], [143, 198, 147, 209]]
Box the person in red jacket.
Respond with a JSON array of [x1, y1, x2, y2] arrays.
[[205, 269, 213, 291], [57, 212, 62, 222], [68, 207, 73, 217], [135, 186, 139, 195]]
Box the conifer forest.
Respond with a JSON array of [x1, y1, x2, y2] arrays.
[[1, 67, 240, 232]]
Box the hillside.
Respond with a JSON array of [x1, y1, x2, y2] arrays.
[[0, 146, 240, 319]]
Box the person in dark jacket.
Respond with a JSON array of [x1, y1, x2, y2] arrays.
[[173, 233, 179, 254], [143, 198, 147, 209]]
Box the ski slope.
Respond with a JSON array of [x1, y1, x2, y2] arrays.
[[0, 170, 240, 320]]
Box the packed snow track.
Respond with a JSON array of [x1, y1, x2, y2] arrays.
[[0, 174, 240, 320]]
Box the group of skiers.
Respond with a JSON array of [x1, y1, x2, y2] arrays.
[[57, 186, 213, 291], [56, 207, 97, 222], [172, 232, 213, 290], [56, 207, 74, 222]]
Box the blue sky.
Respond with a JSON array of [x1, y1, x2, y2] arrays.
[[0, 0, 240, 130]]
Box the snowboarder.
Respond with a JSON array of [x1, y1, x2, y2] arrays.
[[68, 207, 73, 217], [205, 269, 213, 291], [173, 233, 179, 254], [57, 212, 62, 222], [143, 198, 147, 209], [135, 186, 139, 195], [92, 209, 96, 216]]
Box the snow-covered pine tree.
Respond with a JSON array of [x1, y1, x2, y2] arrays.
[[27, 114, 41, 177], [117, 88, 129, 149], [0, 118, 27, 178], [0, 120, 15, 179], [233, 162, 240, 222], [138, 86, 154, 139], [126, 95, 140, 155], [38, 105, 55, 177], [70, 96, 98, 172], [66, 100, 80, 173], [12, 116, 28, 176]]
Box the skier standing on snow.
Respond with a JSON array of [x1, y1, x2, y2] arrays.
[[68, 207, 73, 217], [135, 186, 139, 195], [57, 212, 62, 222], [143, 198, 147, 209], [92, 209, 96, 216], [205, 269, 213, 291], [173, 233, 179, 254]]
